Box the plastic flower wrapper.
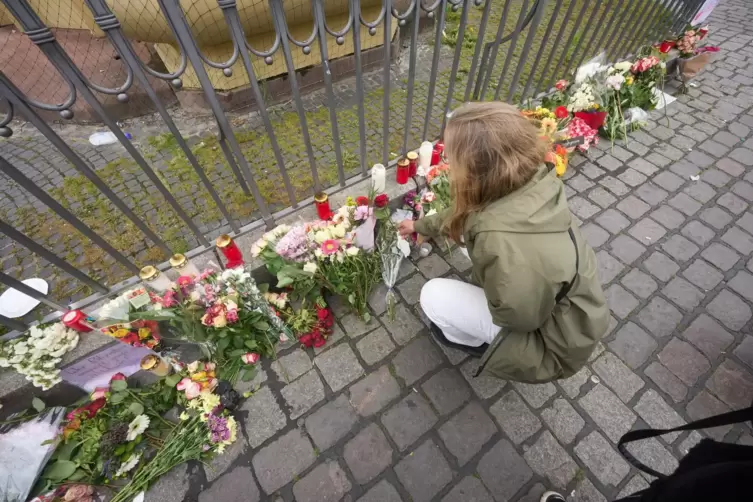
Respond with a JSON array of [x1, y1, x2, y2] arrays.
[[377, 220, 411, 321], [574, 51, 608, 84]]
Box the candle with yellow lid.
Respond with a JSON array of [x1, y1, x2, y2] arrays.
[[139, 265, 172, 292], [169, 253, 200, 278]]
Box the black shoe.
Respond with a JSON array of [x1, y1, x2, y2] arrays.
[[429, 322, 488, 358], [540, 491, 566, 502]]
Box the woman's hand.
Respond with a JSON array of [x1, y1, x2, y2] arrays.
[[398, 219, 416, 238]]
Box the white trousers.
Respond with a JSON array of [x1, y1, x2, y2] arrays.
[[420, 277, 502, 347]]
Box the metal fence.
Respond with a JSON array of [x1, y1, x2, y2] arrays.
[[0, 0, 706, 332]]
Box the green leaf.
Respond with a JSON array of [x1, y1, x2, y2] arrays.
[[56, 440, 79, 461], [109, 392, 126, 404], [43, 460, 78, 481], [233, 335, 245, 349], [244, 340, 258, 349], [228, 348, 246, 358], [253, 321, 270, 331], [217, 337, 231, 352], [165, 374, 182, 387], [31, 397, 46, 412], [68, 469, 87, 482], [276, 276, 294, 288], [110, 379, 128, 391], [128, 402, 145, 416], [241, 367, 258, 382]]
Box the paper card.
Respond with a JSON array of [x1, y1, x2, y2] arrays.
[[60, 343, 154, 392], [128, 290, 151, 309]]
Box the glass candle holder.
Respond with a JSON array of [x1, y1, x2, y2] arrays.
[[139, 265, 173, 292], [169, 253, 200, 278], [140, 354, 170, 376], [431, 142, 445, 166], [396, 158, 410, 184], [216, 235, 245, 269], [419, 141, 433, 173], [371, 164, 386, 193], [62, 309, 94, 332], [314, 192, 332, 220], [407, 151, 418, 177]]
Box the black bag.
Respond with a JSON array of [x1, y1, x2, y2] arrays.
[[616, 406, 753, 501]]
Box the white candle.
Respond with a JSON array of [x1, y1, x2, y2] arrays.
[[139, 266, 173, 293], [371, 163, 386, 193], [418, 141, 433, 175]]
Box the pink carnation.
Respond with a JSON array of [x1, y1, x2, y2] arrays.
[[226, 308, 239, 323], [567, 117, 599, 152]]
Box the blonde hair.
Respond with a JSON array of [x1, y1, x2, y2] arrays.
[[442, 102, 547, 243]]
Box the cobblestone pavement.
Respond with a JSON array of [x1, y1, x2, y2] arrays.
[[141, 3, 753, 501]]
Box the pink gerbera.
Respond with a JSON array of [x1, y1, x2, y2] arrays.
[[321, 239, 340, 255]]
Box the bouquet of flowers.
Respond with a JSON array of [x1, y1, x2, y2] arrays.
[[101, 319, 161, 350], [0, 322, 79, 389], [278, 296, 334, 348]]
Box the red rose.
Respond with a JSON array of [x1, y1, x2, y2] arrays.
[[555, 106, 569, 119], [374, 194, 389, 208], [317, 308, 330, 321], [177, 276, 194, 287], [84, 398, 106, 418], [299, 333, 314, 348], [356, 196, 369, 206], [110, 373, 127, 382], [122, 333, 140, 346], [312, 334, 327, 348], [322, 316, 334, 328]]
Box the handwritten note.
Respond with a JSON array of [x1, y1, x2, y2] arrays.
[[60, 343, 154, 392]]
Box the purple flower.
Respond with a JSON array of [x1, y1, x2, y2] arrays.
[[275, 226, 310, 262], [354, 205, 371, 221], [207, 414, 231, 443]]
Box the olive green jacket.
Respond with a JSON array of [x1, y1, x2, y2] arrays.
[[414, 166, 609, 382]]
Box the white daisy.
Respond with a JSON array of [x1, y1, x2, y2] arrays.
[[115, 453, 142, 477], [126, 414, 150, 441]]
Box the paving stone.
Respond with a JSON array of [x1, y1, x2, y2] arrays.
[[605, 284, 639, 319], [626, 437, 679, 479], [686, 391, 732, 441], [717, 192, 749, 214], [272, 349, 312, 382], [683, 259, 725, 291], [305, 394, 359, 451], [699, 139, 730, 157], [581, 162, 607, 179], [392, 336, 443, 385], [653, 171, 685, 191], [460, 357, 506, 399], [636, 296, 683, 338], [381, 392, 438, 451], [634, 389, 686, 443], [600, 176, 631, 196], [617, 475, 650, 499], [679, 430, 705, 455], [619, 168, 648, 187], [398, 260, 418, 281], [357, 480, 402, 502], [524, 430, 578, 489], [706, 359, 753, 410], [643, 251, 680, 282], [199, 467, 259, 502], [596, 209, 631, 234], [574, 431, 631, 487], [438, 401, 497, 466], [669, 192, 703, 216], [442, 477, 494, 502], [292, 461, 351, 502], [730, 147, 753, 166], [592, 352, 645, 402], [629, 217, 667, 243], [609, 322, 657, 369], [629, 157, 660, 176], [657, 143, 686, 161], [581, 223, 610, 248], [616, 195, 651, 219], [422, 367, 471, 415], [684, 183, 717, 206], [713, 130, 740, 147], [597, 154, 624, 171], [541, 398, 586, 445], [702, 243, 740, 272], [507, 382, 556, 411], [315, 344, 364, 392], [394, 439, 453, 502], [489, 390, 542, 444], [314, 324, 347, 355], [145, 464, 189, 502], [446, 248, 473, 272], [573, 478, 608, 502], [635, 183, 669, 206], [688, 150, 715, 168], [477, 440, 533, 501], [356, 327, 396, 365], [620, 268, 658, 299], [722, 227, 753, 255], [570, 196, 602, 219], [242, 386, 287, 448], [681, 221, 716, 248], [418, 253, 451, 278], [382, 303, 423, 345], [662, 277, 705, 311], [343, 423, 394, 484], [569, 174, 596, 192], [682, 314, 735, 362], [671, 159, 702, 177], [608, 235, 646, 264], [660, 235, 700, 263], [729, 270, 753, 303], [281, 369, 326, 419], [659, 338, 711, 386], [434, 338, 469, 366], [341, 313, 377, 339], [734, 336, 753, 370], [588, 187, 617, 208], [557, 366, 591, 399], [397, 273, 426, 304], [348, 366, 400, 416], [579, 385, 636, 443], [739, 212, 753, 236], [252, 429, 316, 494], [700, 168, 732, 187], [645, 362, 688, 403]]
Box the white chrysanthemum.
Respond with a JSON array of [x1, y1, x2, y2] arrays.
[[116, 453, 142, 477], [126, 415, 150, 441]]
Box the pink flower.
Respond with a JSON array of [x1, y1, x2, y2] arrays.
[[177, 276, 193, 287], [226, 308, 239, 323], [198, 268, 215, 281], [90, 387, 108, 401], [110, 373, 127, 382], [177, 377, 202, 399], [205, 362, 216, 372], [161, 290, 177, 308], [567, 117, 599, 152], [242, 353, 260, 365], [354, 205, 371, 221], [555, 79, 568, 91], [321, 239, 340, 255], [421, 191, 436, 203]]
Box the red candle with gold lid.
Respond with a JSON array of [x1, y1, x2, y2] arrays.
[[406, 151, 418, 177], [216, 234, 244, 269], [62, 309, 93, 332], [314, 192, 332, 220], [431, 142, 444, 166], [396, 158, 410, 184]]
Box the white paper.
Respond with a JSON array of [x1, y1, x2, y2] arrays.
[[652, 89, 676, 110], [60, 343, 154, 392], [691, 0, 719, 25]]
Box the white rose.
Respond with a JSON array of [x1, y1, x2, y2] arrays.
[[314, 230, 330, 243], [330, 225, 345, 239], [303, 262, 318, 273], [345, 246, 359, 256]]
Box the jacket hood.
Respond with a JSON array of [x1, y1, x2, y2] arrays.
[[469, 165, 572, 235]]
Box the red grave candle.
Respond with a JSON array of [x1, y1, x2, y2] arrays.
[[658, 40, 675, 53], [314, 192, 332, 220], [406, 151, 418, 177], [396, 158, 410, 185], [431, 142, 445, 166], [62, 309, 94, 332], [216, 234, 244, 269]]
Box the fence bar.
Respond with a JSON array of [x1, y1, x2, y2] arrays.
[[572, 0, 616, 75], [463, 0, 493, 102], [0, 272, 66, 312], [441, 0, 470, 133], [521, 0, 562, 100], [3, 0, 209, 246], [0, 74, 174, 257], [382, 0, 393, 163], [401, 0, 421, 154], [560, 0, 603, 81], [507, 0, 549, 102], [313, 0, 346, 186], [217, 135, 251, 195], [0, 156, 140, 273], [532, 0, 578, 96], [493, 0, 530, 101], [601, 0, 635, 62], [592, 0, 624, 56], [0, 220, 108, 294], [0, 314, 28, 333], [478, 0, 513, 100], [624, 0, 667, 59], [422, 0, 447, 141], [156, 0, 277, 221], [606, 0, 648, 60], [268, 0, 321, 194], [351, 0, 368, 176], [85, 0, 240, 233]]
